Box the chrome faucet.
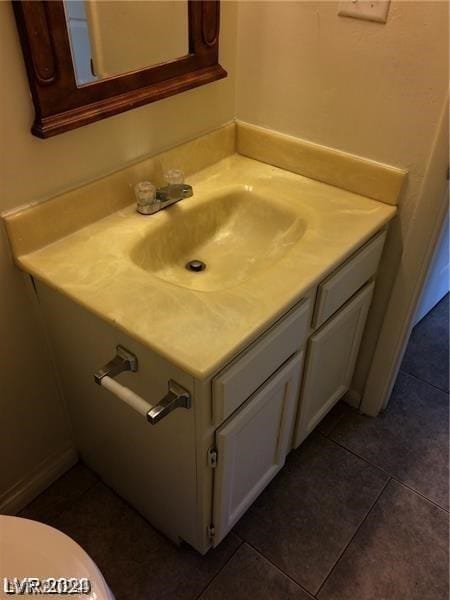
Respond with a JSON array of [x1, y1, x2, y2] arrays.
[[135, 169, 193, 215]]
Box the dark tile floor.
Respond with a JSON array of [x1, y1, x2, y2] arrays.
[[401, 294, 449, 393], [20, 296, 449, 600]]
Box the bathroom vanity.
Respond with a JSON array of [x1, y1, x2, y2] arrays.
[[3, 123, 402, 554]]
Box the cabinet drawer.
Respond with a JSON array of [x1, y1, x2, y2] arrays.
[[313, 230, 386, 328], [213, 298, 310, 424]]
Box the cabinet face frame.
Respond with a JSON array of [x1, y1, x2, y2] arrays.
[[12, 0, 226, 138]]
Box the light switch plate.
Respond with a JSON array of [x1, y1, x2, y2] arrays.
[[338, 0, 391, 23]]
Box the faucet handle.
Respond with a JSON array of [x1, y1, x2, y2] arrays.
[[164, 169, 184, 186], [163, 169, 193, 202], [134, 181, 160, 215]]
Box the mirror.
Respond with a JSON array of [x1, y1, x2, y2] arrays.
[[64, 1, 189, 86], [13, 0, 225, 138]]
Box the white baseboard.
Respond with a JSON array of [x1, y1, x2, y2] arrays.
[[0, 446, 78, 515], [345, 388, 361, 409]]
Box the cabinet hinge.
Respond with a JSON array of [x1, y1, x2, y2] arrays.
[[207, 524, 215, 541], [207, 448, 218, 468]]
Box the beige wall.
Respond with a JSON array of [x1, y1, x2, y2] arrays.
[[0, 1, 237, 504], [236, 0, 449, 402], [236, 0, 448, 234]]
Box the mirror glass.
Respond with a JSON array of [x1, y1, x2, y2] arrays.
[[64, 0, 189, 86]]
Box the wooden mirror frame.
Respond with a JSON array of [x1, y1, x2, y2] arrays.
[[13, 0, 226, 138]]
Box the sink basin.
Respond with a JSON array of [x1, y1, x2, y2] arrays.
[[130, 186, 307, 291]]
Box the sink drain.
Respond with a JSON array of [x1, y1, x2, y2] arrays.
[[185, 259, 206, 272]]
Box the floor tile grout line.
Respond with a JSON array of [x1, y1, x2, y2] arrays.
[[389, 479, 449, 514], [398, 367, 449, 395], [324, 435, 449, 513], [314, 476, 392, 598], [193, 538, 244, 600], [238, 539, 316, 599], [391, 478, 450, 513], [320, 432, 390, 475]]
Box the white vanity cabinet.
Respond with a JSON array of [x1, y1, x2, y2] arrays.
[[31, 228, 387, 555]]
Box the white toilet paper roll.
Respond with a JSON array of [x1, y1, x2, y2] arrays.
[[100, 376, 152, 418]]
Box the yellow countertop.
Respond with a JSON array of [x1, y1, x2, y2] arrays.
[[14, 155, 396, 380]]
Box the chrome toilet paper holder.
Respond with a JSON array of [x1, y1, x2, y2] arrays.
[[94, 345, 138, 384], [94, 345, 191, 424]]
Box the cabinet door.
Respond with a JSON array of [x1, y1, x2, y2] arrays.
[[293, 282, 374, 448], [212, 351, 304, 546]]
